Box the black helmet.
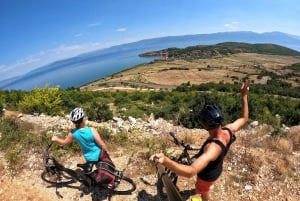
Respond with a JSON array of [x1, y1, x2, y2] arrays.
[[70, 107, 85, 124], [199, 105, 223, 130]]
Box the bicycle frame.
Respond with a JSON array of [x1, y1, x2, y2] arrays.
[[41, 142, 136, 197], [167, 132, 200, 185], [169, 131, 200, 165]]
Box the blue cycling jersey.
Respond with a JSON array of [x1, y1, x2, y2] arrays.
[[71, 127, 101, 162]]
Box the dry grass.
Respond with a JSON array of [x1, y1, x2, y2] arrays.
[[268, 137, 293, 154], [225, 125, 298, 194], [288, 126, 300, 151], [0, 161, 4, 176], [273, 155, 294, 179]]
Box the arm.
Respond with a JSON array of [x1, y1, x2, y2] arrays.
[[52, 131, 73, 146], [150, 143, 222, 178], [92, 127, 110, 153], [226, 80, 249, 133]]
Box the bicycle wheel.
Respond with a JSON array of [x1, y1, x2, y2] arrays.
[[107, 176, 136, 194], [41, 170, 75, 185]]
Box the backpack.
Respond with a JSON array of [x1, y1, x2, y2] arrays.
[[95, 149, 116, 186]]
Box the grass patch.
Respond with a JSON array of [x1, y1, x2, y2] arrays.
[[0, 118, 43, 175]]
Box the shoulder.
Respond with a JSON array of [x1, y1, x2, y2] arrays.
[[90, 127, 97, 132], [203, 141, 223, 158]]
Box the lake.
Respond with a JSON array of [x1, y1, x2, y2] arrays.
[[3, 48, 157, 90]]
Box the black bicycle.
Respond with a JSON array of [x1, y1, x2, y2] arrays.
[[41, 142, 136, 196], [166, 131, 200, 185]]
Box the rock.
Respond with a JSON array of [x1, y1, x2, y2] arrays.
[[250, 121, 259, 127], [128, 116, 137, 125], [245, 185, 253, 190]]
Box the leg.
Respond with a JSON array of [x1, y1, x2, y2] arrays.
[[195, 178, 217, 201], [201, 193, 209, 201]]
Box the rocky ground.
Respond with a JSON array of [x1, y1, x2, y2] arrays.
[[0, 112, 299, 201]]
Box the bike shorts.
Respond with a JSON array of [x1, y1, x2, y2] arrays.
[[195, 177, 217, 195]]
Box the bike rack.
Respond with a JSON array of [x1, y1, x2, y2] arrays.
[[156, 162, 184, 201]]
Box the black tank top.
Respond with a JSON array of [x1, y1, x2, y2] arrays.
[[193, 127, 236, 181]]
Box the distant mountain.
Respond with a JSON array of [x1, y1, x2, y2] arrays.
[[134, 31, 300, 51], [1, 31, 300, 90]]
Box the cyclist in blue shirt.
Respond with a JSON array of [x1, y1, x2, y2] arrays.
[[52, 107, 109, 162]]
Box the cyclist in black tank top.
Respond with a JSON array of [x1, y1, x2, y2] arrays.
[[195, 127, 236, 181], [150, 80, 249, 201]]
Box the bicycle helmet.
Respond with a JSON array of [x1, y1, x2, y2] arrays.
[[70, 107, 85, 123], [199, 105, 223, 130]]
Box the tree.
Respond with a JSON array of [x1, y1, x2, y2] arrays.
[[18, 85, 62, 115], [86, 101, 113, 122]]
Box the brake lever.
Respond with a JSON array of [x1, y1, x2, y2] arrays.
[[47, 141, 53, 148]]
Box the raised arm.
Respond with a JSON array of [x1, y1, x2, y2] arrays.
[[226, 80, 249, 133]]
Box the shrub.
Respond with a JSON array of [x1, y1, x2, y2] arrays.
[[0, 118, 43, 175], [18, 85, 62, 115]]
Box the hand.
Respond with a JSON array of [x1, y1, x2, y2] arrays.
[[104, 149, 110, 155], [149, 153, 166, 164], [241, 80, 250, 96]]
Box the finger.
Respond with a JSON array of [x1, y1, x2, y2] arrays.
[[245, 80, 250, 90], [149, 154, 158, 161], [241, 83, 245, 89], [242, 80, 249, 90]]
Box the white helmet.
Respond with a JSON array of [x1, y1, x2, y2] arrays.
[[70, 107, 85, 123]]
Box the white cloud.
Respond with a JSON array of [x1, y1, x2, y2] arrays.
[[0, 55, 42, 78], [52, 44, 82, 53], [74, 33, 84, 37], [116, 27, 126, 32], [1, 42, 108, 81], [88, 22, 101, 27], [0, 64, 7, 73], [224, 21, 239, 31]]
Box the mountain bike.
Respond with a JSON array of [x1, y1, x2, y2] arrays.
[[154, 132, 200, 200], [41, 142, 136, 197], [166, 131, 200, 185]]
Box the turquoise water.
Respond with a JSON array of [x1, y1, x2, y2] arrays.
[[4, 48, 156, 90], [3, 37, 206, 90]]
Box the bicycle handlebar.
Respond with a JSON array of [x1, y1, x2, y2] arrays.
[[169, 132, 199, 151], [47, 141, 53, 148]]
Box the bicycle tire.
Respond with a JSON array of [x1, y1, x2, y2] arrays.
[[41, 170, 76, 185], [106, 176, 136, 194]]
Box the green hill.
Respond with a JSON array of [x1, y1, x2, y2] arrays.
[[139, 42, 300, 59]]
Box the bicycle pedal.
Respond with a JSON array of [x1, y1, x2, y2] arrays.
[[114, 180, 120, 187]]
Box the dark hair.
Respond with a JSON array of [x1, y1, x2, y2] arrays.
[[199, 105, 223, 130], [73, 118, 83, 125]]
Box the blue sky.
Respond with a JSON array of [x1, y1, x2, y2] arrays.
[[0, 0, 299, 81]]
